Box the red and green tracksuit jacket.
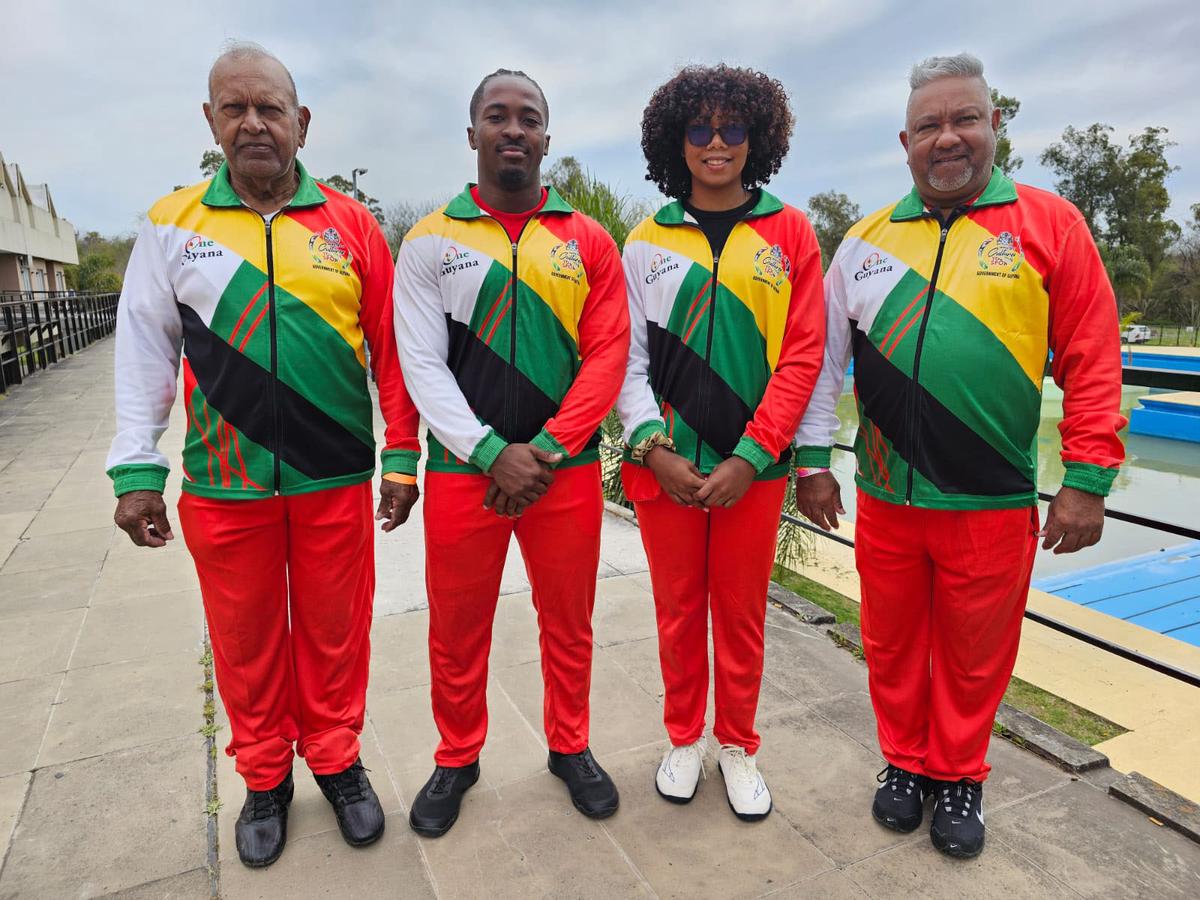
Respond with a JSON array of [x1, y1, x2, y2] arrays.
[[616, 191, 826, 479], [793, 167, 1126, 508], [393, 185, 630, 473], [106, 161, 420, 499]]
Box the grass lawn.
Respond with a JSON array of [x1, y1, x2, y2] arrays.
[[770, 565, 1127, 747]]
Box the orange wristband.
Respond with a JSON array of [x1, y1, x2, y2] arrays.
[[382, 472, 418, 486]]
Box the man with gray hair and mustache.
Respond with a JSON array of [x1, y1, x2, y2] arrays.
[[107, 41, 421, 867], [794, 53, 1124, 858]]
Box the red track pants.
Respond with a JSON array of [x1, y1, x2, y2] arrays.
[[178, 483, 374, 790], [854, 490, 1038, 782], [629, 466, 787, 755], [423, 463, 603, 766]]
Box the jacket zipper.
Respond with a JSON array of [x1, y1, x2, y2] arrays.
[[697, 253, 720, 467], [904, 209, 961, 504], [263, 216, 281, 494], [505, 217, 535, 441]]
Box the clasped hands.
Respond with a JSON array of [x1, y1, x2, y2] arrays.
[[644, 445, 756, 510], [483, 444, 564, 517]]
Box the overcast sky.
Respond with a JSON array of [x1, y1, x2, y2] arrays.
[[4, 0, 1197, 236]]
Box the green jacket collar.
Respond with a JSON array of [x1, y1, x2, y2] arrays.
[[444, 184, 574, 220], [890, 166, 1018, 221], [653, 188, 784, 226], [201, 159, 327, 209]]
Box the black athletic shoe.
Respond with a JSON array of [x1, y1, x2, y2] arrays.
[[871, 764, 928, 833], [409, 761, 480, 838], [548, 747, 619, 819], [930, 778, 985, 858], [235, 772, 294, 868], [313, 758, 385, 847]]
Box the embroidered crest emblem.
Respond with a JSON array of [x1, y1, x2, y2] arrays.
[[752, 244, 791, 291], [309, 227, 353, 272], [549, 239, 584, 284]]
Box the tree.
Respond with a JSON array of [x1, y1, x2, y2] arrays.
[[1101, 243, 1153, 315], [200, 150, 225, 177], [545, 156, 645, 249], [321, 174, 385, 225], [990, 89, 1022, 175], [1156, 203, 1200, 344], [382, 198, 447, 256], [1041, 124, 1179, 275], [806, 191, 860, 271], [68, 252, 123, 293]]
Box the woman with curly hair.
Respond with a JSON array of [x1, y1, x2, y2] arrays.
[[616, 64, 826, 820]]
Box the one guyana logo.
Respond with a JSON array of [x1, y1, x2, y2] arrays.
[[752, 244, 791, 291], [645, 251, 680, 285], [977, 231, 1023, 279], [549, 239, 584, 284], [181, 235, 223, 265], [309, 227, 353, 273]]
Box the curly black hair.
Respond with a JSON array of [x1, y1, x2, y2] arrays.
[[641, 65, 794, 199]]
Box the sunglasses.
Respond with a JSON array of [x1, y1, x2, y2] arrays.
[[685, 123, 748, 147]]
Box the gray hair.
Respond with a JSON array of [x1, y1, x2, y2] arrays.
[[208, 39, 298, 106], [909, 53, 992, 109]]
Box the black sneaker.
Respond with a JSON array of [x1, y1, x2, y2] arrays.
[[313, 758, 385, 847], [930, 778, 985, 858], [871, 764, 928, 833], [409, 761, 480, 838], [548, 747, 619, 819], [235, 772, 294, 868]]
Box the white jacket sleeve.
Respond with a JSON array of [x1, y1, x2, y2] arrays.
[[105, 217, 183, 493], [793, 248, 852, 465], [614, 241, 665, 445], [393, 236, 504, 471]]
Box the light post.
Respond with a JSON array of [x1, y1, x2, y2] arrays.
[[351, 167, 368, 203]]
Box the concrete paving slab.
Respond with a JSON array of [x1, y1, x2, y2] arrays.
[[761, 610, 871, 703], [0, 735, 207, 899], [0, 771, 31, 872], [992, 779, 1200, 898], [366, 611, 431, 695], [415, 772, 653, 900], [91, 552, 200, 604], [761, 868, 872, 899], [596, 514, 650, 575], [0, 607, 84, 683], [843, 831, 1073, 899], [590, 573, 658, 648], [1, 526, 112, 576], [601, 743, 834, 898], [70, 590, 204, 669], [38, 652, 201, 767], [0, 673, 63, 778], [95, 867, 210, 899], [495, 647, 665, 760], [1109, 770, 1200, 844], [218, 813, 434, 900], [0, 511, 36, 542], [24, 502, 120, 538], [0, 563, 100, 618]]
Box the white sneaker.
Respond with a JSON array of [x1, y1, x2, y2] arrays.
[[717, 745, 772, 821], [655, 737, 706, 803]]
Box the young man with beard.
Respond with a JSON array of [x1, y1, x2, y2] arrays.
[[394, 69, 630, 837]]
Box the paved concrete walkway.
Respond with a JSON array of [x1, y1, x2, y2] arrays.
[[1, 340, 1198, 899]]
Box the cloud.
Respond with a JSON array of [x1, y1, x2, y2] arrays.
[[2, 0, 1195, 235]]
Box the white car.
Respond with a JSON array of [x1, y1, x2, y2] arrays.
[[1121, 324, 1152, 344]]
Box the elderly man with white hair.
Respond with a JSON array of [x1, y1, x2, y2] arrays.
[[793, 53, 1125, 858], [107, 41, 421, 867]]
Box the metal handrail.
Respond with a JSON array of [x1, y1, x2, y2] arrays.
[[0, 292, 120, 394]]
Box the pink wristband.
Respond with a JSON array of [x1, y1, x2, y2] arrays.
[[796, 467, 830, 478]]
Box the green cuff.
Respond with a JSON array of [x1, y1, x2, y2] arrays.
[[107, 464, 169, 497], [468, 429, 509, 474], [530, 428, 568, 467], [731, 435, 775, 475], [380, 448, 419, 477], [628, 419, 667, 448], [793, 445, 833, 468], [1062, 461, 1118, 497]]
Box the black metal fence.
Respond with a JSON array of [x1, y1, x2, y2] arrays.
[[0, 290, 120, 394]]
